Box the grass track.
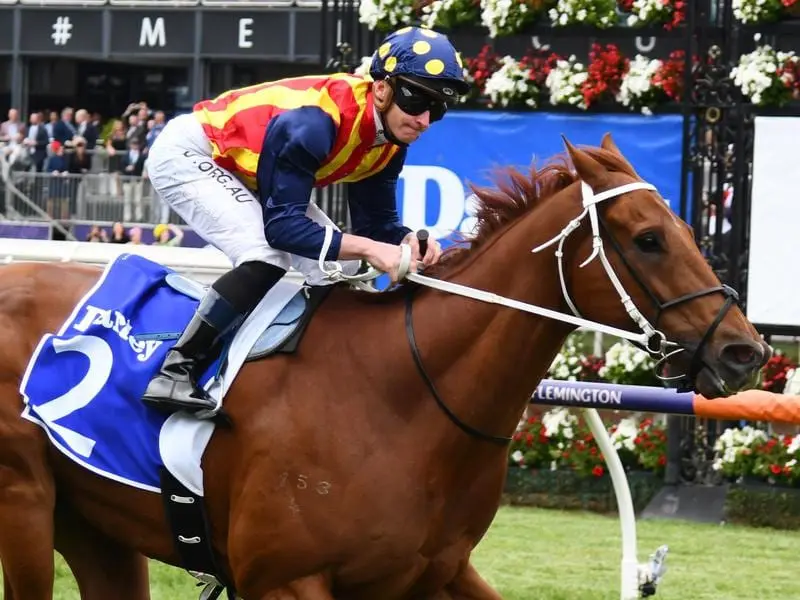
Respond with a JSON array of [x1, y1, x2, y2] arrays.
[[38, 506, 800, 599]]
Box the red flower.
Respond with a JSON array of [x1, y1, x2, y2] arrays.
[[658, 455, 667, 466], [592, 465, 605, 477], [770, 464, 782, 475]]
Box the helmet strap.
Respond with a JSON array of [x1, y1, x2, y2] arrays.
[[372, 79, 408, 148]]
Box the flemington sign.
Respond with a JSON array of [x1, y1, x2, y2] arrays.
[[531, 378, 697, 415]]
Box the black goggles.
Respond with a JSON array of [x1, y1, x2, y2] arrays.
[[390, 78, 448, 122]]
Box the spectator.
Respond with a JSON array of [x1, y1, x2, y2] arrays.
[[0, 109, 25, 143], [120, 136, 146, 222], [52, 107, 76, 146], [145, 111, 166, 152], [5, 132, 31, 172], [24, 111, 49, 172], [105, 119, 127, 173], [108, 222, 130, 244], [152, 223, 184, 247], [45, 111, 58, 141], [45, 141, 70, 219], [127, 226, 143, 245], [125, 114, 146, 149], [74, 109, 98, 150], [67, 137, 91, 175], [86, 225, 108, 243]]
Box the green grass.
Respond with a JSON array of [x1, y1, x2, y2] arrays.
[[31, 506, 800, 598]]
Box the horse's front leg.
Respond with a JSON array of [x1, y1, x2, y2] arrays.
[[445, 560, 503, 600]]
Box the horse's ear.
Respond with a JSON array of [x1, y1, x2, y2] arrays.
[[601, 132, 640, 177], [562, 136, 610, 189], [600, 132, 621, 155]]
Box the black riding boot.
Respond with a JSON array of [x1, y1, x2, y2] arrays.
[[141, 261, 287, 415]]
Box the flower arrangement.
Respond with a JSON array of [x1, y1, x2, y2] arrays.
[[732, 0, 797, 24], [731, 41, 800, 107], [510, 411, 668, 477], [483, 55, 543, 108], [545, 55, 589, 108], [548, 0, 618, 28], [462, 44, 501, 102], [616, 50, 688, 114], [582, 43, 629, 108], [480, 0, 550, 37], [358, 0, 415, 31], [598, 341, 661, 387], [620, 0, 686, 30], [760, 352, 798, 394], [420, 0, 482, 30], [548, 334, 606, 382], [713, 426, 800, 487]]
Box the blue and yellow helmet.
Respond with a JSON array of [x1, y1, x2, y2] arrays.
[[369, 26, 470, 101]]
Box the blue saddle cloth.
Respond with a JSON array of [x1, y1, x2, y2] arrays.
[[20, 254, 221, 491]]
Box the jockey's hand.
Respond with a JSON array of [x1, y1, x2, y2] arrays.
[[403, 231, 442, 268], [366, 240, 417, 283]]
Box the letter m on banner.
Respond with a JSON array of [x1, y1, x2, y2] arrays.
[[140, 17, 166, 47]]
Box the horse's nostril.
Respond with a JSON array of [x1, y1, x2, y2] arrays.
[[721, 342, 764, 369]]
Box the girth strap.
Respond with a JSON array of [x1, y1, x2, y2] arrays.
[[159, 468, 237, 600]]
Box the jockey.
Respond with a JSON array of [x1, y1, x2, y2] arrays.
[[140, 26, 470, 416]]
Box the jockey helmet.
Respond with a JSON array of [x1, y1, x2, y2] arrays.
[[369, 26, 470, 103]]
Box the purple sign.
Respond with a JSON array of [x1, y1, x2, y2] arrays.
[[531, 378, 696, 415], [0, 223, 52, 240], [71, 224, 207, 248]]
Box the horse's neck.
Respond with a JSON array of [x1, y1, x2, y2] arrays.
[[409, 194, 579, 458]]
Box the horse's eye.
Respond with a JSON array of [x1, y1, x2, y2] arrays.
[[634, 232, 662, 254]]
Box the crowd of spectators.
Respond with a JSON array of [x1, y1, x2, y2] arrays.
[[0, 102, 174, 225]]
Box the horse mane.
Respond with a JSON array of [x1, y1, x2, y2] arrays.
[[427, 146, 639, 275], [347, 145, 638, 302]]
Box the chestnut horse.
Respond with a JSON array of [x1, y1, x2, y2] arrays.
[[0, 135, 768, 600]]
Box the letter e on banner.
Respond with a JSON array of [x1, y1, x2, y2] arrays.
[[239, 18, 254, 48], [399, 165, 465, 239], [140, 17, 166, 47]]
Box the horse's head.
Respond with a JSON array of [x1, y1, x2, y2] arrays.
[[537, 134, 768, 398]]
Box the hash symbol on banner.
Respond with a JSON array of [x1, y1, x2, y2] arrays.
[[51, 17, 73, 46]]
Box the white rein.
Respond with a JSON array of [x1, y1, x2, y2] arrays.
[[316, 180, 671, 356]]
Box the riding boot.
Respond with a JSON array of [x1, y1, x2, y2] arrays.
[[141, 288, 244, 414], [141, 260, 287, 415]]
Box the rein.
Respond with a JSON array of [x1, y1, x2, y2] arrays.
[[318, 179, 738, 444]]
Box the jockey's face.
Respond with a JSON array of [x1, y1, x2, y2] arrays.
[[374, 78, 446, 144]]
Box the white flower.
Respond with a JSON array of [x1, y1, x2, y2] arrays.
[[541, 406, 578, 438], [549, 0, 618, 28], [730, 42, 798, 106], [609, 417, 640, 452], [481, 0, 540, 37], [358, 0, 415, 30], [483, 55, 541, 108], [511, 449, 525, 464], [545, 55, 588, 109], [712, 425, 769, 469], [625, 0, 672, 25], [732, 0, 784, 24], [617, 54, 662, 113]]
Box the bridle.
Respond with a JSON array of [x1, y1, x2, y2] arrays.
[[318, 179, 740, 445]]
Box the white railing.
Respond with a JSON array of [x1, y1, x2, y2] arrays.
[[0, 238, 306, 285]]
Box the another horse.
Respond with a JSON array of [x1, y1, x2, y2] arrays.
[[0, 134, 768, 600]]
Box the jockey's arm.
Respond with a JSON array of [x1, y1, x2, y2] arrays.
[[258, 107, 383, 261], [345, 148, 413, 245]]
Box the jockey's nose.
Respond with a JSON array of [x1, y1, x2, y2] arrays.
[[416, 111, 431, 128]]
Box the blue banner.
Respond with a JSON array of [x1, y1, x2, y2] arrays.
[[397, 111, 685, 242]]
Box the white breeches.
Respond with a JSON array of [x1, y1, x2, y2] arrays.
[[146, 113, 358, 285]]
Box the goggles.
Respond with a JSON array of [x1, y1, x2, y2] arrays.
[[390, 77, 448, 122]]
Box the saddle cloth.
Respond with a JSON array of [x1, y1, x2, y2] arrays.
[[20, 252, 305, 496]]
